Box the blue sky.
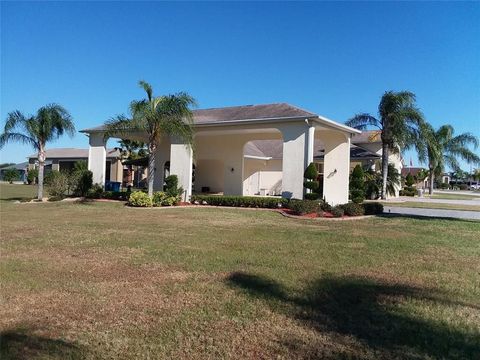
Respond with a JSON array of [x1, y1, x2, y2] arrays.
[[1, 1, 479, 170]]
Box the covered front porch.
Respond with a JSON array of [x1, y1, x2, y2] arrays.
[[82, 104, 360, 205]]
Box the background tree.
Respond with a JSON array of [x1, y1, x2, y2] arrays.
[[105, 81, 196, 196], [346, 91, 424, 199], [3, 168, 19, 184], [115, 139, 147, 160], [418, 124, 479, 194], [0, 104, 75, 200]]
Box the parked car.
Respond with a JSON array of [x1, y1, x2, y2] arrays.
[[469, 183, 480, 190]]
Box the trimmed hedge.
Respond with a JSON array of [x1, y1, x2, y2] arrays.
[[153, 191, 179, 207], [102, 191, 130, 201], [288, 199, 320, 215], [362, 202, 384, 215], [191, 195, 288, 209], [342, 203, 365, 216]]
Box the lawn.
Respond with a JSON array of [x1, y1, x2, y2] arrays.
[[1, 186, 479, 359], [428, 193, 479, 201], [387, 201, 480, 212], [0, 183, 37, 202]]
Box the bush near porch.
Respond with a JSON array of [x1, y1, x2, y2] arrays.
[[191, 194, 288, 209]]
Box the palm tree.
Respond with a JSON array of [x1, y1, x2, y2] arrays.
[[105, 81, 196, 196], [418, 124, 479, 194], [346, 91, 424, 199], [0, 104, 75, 201]]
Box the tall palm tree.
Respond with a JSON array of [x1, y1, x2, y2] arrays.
[[0, 104, 75, 201], [105, 80, 196, 196], [346, 91, 424, 199], [418, 124, 479, 194]]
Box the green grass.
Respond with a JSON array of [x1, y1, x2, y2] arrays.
[[428, 193, 479, 200], [1, 185, 480, 359], [388, 201, 480, 212], [0, 183, 37, 202]]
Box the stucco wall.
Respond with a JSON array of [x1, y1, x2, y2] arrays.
[[243, 158, 282, 195]]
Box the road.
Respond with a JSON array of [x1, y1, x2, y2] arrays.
[[383, 206, 480, 221]]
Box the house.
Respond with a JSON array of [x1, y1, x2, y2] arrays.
[[82, 103, 396, 205], [0, 162, 28, 183], [401, 167, 429, 189], [27, 148, 123, 183]]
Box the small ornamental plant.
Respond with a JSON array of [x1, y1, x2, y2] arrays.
[[304, 162, 320, 200], [349, 165, 365, 203], [128, 191, 153, 207]]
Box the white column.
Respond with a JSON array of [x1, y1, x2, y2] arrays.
[[153, 139, 171, 191], [322, 130, 350, 205], [277, 122, 310, 199], [307, 124, 315, 165], [170, 138, 193, 201], [223, 143, 244, 196], [88, 132, 107, 186]]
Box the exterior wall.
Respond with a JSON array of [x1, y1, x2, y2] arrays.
[[320, 130, 351, 205], [195, 159, 224, 193], [110, 159, 124, 183], [88, 133, 107, 185], [170, 139, 193, 200], [243, 158, 282, 195]]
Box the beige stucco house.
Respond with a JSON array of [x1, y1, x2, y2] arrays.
[[28, 148, 123, 183], [82, 103, 371, 205]]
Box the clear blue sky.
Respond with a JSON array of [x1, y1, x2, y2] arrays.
[[1, 1, 479, 170]]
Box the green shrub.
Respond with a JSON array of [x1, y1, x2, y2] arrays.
[[152, 191, 179, 206], [3, 168, 19, 183], [331, 205, 344, 218], [362, 202, 384, 215], [305, 192, 320, 200], [128, 191, 152, 207], [102, 191, 130, 201], [191, 195, 288, 209], [288, 199, 320, 215], [164, 175, 184, 198], [342, 203, 365, 216], [45, 171, 69, 199], [349, 165, 365, 203], [320, 199, 332, 212], [458, 184, 468, 190], [75, 170, 93, 196], [86, 184, 104, 199], [439, 182, 450, 190], [27, 168, 38, 184], [399, 189, 416, 197]]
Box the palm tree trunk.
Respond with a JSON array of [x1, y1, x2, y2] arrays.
[[147, 143, 156, 197], [381, 142, 389, 200], [429, 166, 434, 195], [37, 148, 45, 201]]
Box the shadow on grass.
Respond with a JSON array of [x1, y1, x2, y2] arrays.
[[378, 212, 478, 222], [227, 272, 480, 359], [0, 328, 85, 360]]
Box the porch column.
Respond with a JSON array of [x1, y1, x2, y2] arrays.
[[223, 142, 244, 196], [153, 139, 171, 191], [322, 130, 350, 205], [277, 122, 311, 199], [169, 138, 193, 201], [88, 132, 107, 186]]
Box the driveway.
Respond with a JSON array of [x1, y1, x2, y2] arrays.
[[383, 206, 480, 221]]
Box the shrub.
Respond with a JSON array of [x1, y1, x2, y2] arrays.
[[304, 162, 321, 199], [331, 205, 344, 218], [86, 184, 104, 199], [3, 168, 19, 183], [27, 168, 38, 184], [458, 184, 468, 190], [152, 191, 178, 206], [362, 202, 384, 215], [45, 171, 69, 199], [342, 203, 365, 216], [191, 195, 288, 209], [288, 199, 320, 215], [102, 191, 129, 201], [164, 175, 184, 198], [75, 170, 93, 196], [349, 165, 365, 203], [399, 189, 416, 197], [320, 199, 332, 212], [439, 182, 450, 190], [305, 192, 320, 200], [128, 191, 152, 207]]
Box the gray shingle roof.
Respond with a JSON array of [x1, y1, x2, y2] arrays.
[[351, 130, 381, 144], [28, 148, 120, 159], [81, 103, 317, 132]]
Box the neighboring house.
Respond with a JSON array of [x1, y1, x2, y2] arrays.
[[401, 167, 429, 189], [0, 162, 28, 183], [27, 148, 123, 183]]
